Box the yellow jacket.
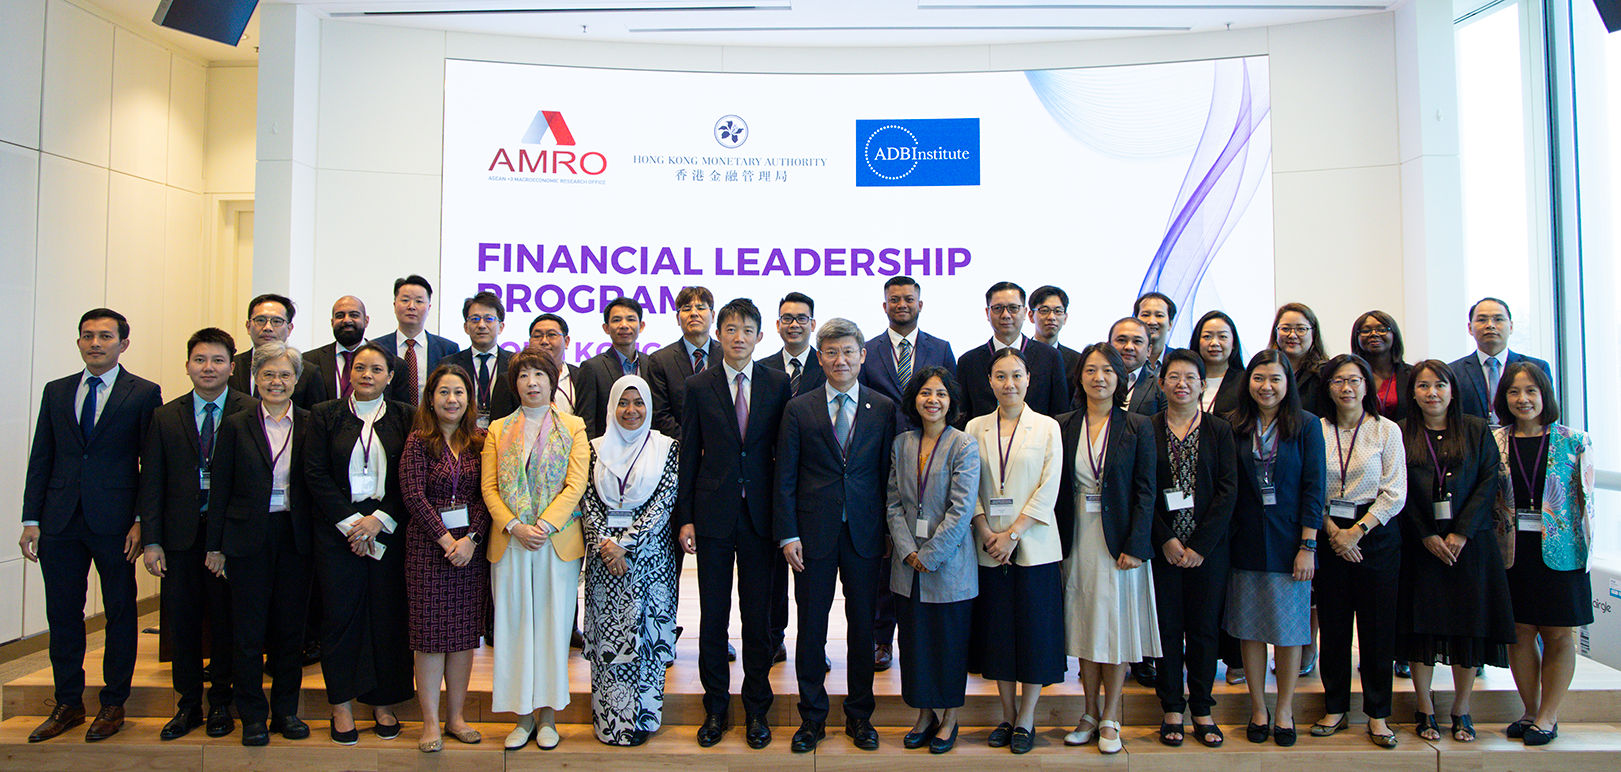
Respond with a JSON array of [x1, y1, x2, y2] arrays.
[[481, 410, 589, 563]]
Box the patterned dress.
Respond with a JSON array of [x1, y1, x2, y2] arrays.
[[580, 447, 680, 745], [400, 433, 491, 653]]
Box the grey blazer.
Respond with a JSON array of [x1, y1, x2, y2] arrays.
[[885, 427, 981, 603]]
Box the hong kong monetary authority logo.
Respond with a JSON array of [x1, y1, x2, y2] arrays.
[[715, 115, 747, 148], [856, 118, 979, 187]]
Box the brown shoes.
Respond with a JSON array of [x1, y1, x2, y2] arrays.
[[27, 703, 86, 742], [85, 705, 125, 742], [874, 643, 893, 672]]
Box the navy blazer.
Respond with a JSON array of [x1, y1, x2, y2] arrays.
[[372, 330, 460, 373], [1231, 414, 1327, 574], [955, 337, 1071, 427], [648, 337, 721, 437], [442, 346, 518, 421], [676, 364, 792, 538], [775, 385, 897, 561], [228, 351, 327, 410], [205, 405, 314, 557], [23, 369, 163, 535], [1054, 407, 1157, 562], [1398, 415, 1500, 540], [1150, 412, 1239, 557], [1447, 350, 1553, 422], [859, 329, 957, 431], [758, 347, 826, 396], [137, 388, 257, 551]]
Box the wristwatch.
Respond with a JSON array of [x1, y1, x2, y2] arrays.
[[1299, 538, 1317, 552], [468, 531, 483, 545], [1008, 531, 1020, 541], [1356, 521, 1371, 534]]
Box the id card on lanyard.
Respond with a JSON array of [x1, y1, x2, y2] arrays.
[[1511, 431, 1550, 532], [266, 412, 294, 509], [1424, 429, 1453, 521], [1254, 424, 1278, 506], [350, 401, 381, 497], [440, 449, 470, 529], [990, 412, 1023, 528], [1330, 416, 1364, 521], [915, 436, 942, 539], [605, 434, 652, 530], [1083, 412, 1108, 514]]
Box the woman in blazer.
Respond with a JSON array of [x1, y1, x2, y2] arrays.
[[1395, 360, 1512, 745], [1350, 311, 1413, 422], [1494, 361, 1594, 746], [1223, 350, 1325, 747], [304, 342, 417, 744], [1268, 302, 1329, 417], [1056, 343, 1159, 755], [964, 348, 1062, 755], [481, 347, 590, 750], [1190, 311, 1245, 417], [885, 366, 981, 754], [204, 342, 313, 745]]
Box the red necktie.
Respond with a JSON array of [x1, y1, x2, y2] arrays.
[[404, 339, 419, 405], [340, 350, 355, 399]]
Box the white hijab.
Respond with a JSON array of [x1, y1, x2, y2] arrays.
[[590, 375, 675, 510]]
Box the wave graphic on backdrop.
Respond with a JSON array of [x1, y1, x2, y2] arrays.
[[1027, 58, 1272, 320]]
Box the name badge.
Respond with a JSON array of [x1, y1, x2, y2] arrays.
[[350, 474, 377, 497], [1328, 498, 1358, 521], [269, 488, 286, 508], [1164, 489, 1194, 512], [1084, 494, 1103, 514], [606, 510, 633, 529], [915, 518, 931, 539], [1433, 499, 1453, 521], [1260, 486, 1277, 506], [988, 497, 1016, 524], [198, 471, 211, 491], [1516, 508, 1542, 532], [441, 507, 470, 530]]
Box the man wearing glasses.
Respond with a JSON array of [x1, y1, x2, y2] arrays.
[[955, 281, 1071, 426], [760, 293, 825, 397], [226, 294, 327, 409], [442, 291, 517, 426], [526, 313, 579, 415], [649, 286, 722, 437], [1028, 285, 1081, 385]]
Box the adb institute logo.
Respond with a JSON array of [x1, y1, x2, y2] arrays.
[[487, 110, 607, 176], [855, 118, 979, 187]]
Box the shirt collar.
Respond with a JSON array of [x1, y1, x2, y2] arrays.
[[1476, 348, 1505, 367], [83, 365, 121, 388], [825, 380, 859, 403], [260, 402, 294, 425], [682, 338, 711, 358], [192, 389, 228, 415], [887, 328, 918, 350], [990, 335, 1026, 351], [783, 348, 809, 368], [723, 360, 753, 383], [471, 343, 499, 358], [613, 346, 640, 369], [398, 329, 428, 351]]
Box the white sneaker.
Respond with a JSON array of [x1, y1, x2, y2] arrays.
[[536, 723, 561, 750], [1065, 714, 1098, 746], [1098, 720, 1123, 754], [505, 716, 537, 749]]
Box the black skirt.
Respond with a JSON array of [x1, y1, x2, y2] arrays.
[[967, 562, 1064, 686], [1508, 531, 1593, 627], [896, 573, 973, 709], [1395, 527, 1515, 667]]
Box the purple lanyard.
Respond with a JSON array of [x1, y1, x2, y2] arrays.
[[264, 412, 293, 472], [1254, 420, 1277, 484], [1083, 412, 1108, 482], [917, 433, 943, 502], [349, 399, 379, 470], [448, 447, 463, 505], [610, 434, 653, 507], [1510, 430, 1550, 503], [996, 412, 1023, 494], [1423, 429, 1447, 500], [1334, 415, 1365, 498]]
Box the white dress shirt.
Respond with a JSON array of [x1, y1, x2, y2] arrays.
[[76, 365, 121, 427]]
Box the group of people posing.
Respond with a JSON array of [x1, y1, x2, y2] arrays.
[[18, 275, 1593, 758]]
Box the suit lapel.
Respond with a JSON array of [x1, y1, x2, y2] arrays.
[[178, 399, 202, 457], [86, 373, 136, 447], [815, 388, 844, 459], [250, 408, 274, 467], [878, 338, 900, 390], [711, 370, 742, 442]]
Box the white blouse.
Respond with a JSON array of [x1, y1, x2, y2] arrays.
[[1319, 414, 1407, 525]]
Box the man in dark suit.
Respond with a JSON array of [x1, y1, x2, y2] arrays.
[[676, 299, 793, 750], [956, 282, 1070, 424], [1448, 297, 1554, 423], [307, 295, 413, 406], [1029, 285, 1082, 386], [20, 309, 163, 743], [138, 328, 256, 741], [226, 294, 326, 409], [1112, 317, 1167, 417], [648, 286, 720, 437], [442, 291, 518, 426], [527, 313, 581, 417], [776, 318, 896, 753], [372, 274, 460, 406], [574, 297, 649, 439], [1135, 291, 1178, 373]]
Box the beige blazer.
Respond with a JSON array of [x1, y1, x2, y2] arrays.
[[967, 409, 1062, 567], [481, 410, 590, 563]]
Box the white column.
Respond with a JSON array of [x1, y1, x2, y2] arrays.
[[255, 2, 320, 319]]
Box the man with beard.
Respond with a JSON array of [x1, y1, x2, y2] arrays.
[[305, 296, 411, 404], [226, 294, 326, 409]]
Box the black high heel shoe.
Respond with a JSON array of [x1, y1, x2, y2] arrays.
[[903, 714, 941, 749], [929, 723, 960, 754]]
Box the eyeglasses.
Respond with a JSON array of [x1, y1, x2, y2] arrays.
[[1275, 325, 1312, 337], [1034, 307, 1067, 318], [250, 316, 288, 328], [779, 314, 811, 326], [1329, 377, 1366, 389], [466, 315, 500, 325], [531, 331, 564, 341], [988, 304, 1024, 316], [1358, 326, 1392, 337], [1162, 373, 1202, 385]]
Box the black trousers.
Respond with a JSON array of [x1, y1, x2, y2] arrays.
[[771, 549, 790, 650], [39, 511, 137, 708], [1151, 548, 1230, 716], [794, 523, 879, 723], [160, 520, 233, 711], [695, 498, 776, 718], [873, 557, 897, 648], [1316, 518, 1400, 718], [229, 511, 313, 723]]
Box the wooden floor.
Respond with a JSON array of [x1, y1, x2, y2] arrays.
[[4, 568, 1621, 770]]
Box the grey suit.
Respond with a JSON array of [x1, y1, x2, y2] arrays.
[[885, 427, 980, 603]]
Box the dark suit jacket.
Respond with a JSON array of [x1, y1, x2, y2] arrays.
[[775, 385, 896, 561], [648, 337, 720, 437], [137, 389, 256, 551], [1055, 407, 1157, 562], [574, 347, 643, 439], [227, 351, 327, 410], [442, 346, 518, 421], [1294, 360, 1328, 418], [1448, 350, 1553, 421], [302, 398, 415, 548], [758, 347, 825, 396], [23, 369, 162, 535], [205, 405, 313, 557], [1056, 342, 1082, 387], [859, 329, 957, 432], [1231, 415, 1327, 573], [955, 338, 1071, 426], [1207, 367, 1245, 418], [1126, 367, 1167, 416], [1149, 412, 1239, 557], [371, 331, 460, 375], [676, 365, 792, 537], [1373, 361, 1414, 422], [1399, 415, 1500, 540], [305, 341, 413, 404]]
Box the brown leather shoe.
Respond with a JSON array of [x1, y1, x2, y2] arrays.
[[874, 643, 893, 672], [28, 704, 86, 742], [85, 705, 125, 742]]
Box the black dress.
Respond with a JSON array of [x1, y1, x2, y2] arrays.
[[1506, 435, 1594, 627]]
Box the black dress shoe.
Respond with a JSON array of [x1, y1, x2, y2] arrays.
[[929, 723, 960, 754], [727, 643, 737, 662], [746, 714, 771, 749], [28, 703, 86, 743], [85, 705, 125, 742], [241, 721, 270, 747], [374, 718, 402, 739], [1010, 726, 1035, 754], [571, 625, 586, 649], [697, 713, 728, 747], [161, 706, 204, 740], [846, 717, 879, 750], [206, 704, 235, 737], [1133, 661, 1158, 687], [302, 641, 322, 667], [1394, 661, 1412, 679], [988, 722, 1013, 747], [330, 723, 359, 745], [903, 714, 941, 749], [628, 729, 650, 747], [874, 644, 893, 672], [772, 643, 787, 664], [271, 715, 310, 740], [791, 720, 825, 753]]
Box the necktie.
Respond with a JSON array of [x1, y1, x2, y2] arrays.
[[340, 349, 355, 399], [834, 393, 852, 452], [693, 347, 706, 374], [897, 338, 914, 389], [80, 376, 102, 441], [734, 373, 749, 437], [200, 403, 217, 462], [789, 357, 802, 394], [1486, 356, 1502, 405], [404, 339, 420, 405], [477, 353, 492, 410]]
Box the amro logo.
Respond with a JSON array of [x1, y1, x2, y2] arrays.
[[488, 109, 607, 176], [522, 111, 576, 145]]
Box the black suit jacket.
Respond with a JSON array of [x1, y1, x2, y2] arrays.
[[775, 385, 896, 561], [1149, 412, 1239, 557], [23, 369, 162, 535], [137, 389, 256, 551], [1054, 407, 1157, 562], [1208, 367, 1245, 418], [442, 347, 518, 421], [1126, 367, 1167, 416], [227, 351, 327, 410], [205, 405, 314, 557], [1399, 415, 1500, 540], [302, 399, 415, 548], [305, 341, 413, 404], [648, 338, 720, 437], [757, 348, 825, 396], [676, 365, 792, 537], [1056, 342, 1082, 386], [574, 347, 643, 439], [955, 338, 1071, 426]]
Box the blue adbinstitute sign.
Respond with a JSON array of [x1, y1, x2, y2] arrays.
[[855, 119, 980, 187]]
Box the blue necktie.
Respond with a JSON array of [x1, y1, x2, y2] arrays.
[[80, 376, 102, 442], [1486, 356, 1501, 407], [200, 403, 218, 462], [834, 394, 852, 452]]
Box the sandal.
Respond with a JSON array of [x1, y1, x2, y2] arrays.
[[1159, 721, 1184, 746], [1506, 717, 1533, 738], [1191, 722, 1223, 748], [1414, 711, 1440, 741], [1450, 714, 1475, 743]]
